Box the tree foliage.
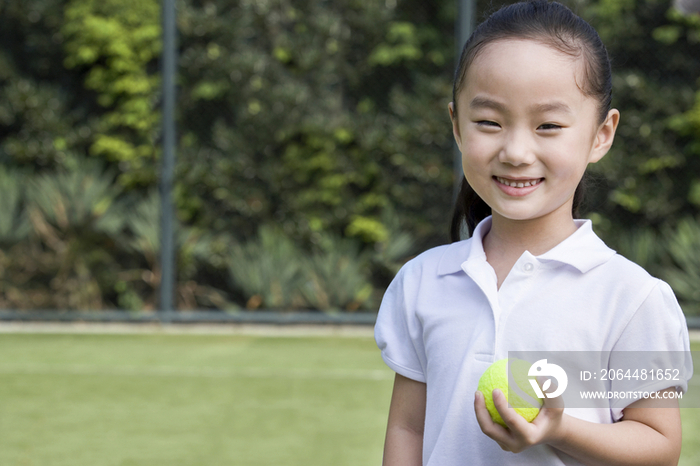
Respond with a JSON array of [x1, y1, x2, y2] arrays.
[[62, 0, 162, 187], [174, 0, 455, 245], [581, 0, 700, 231], [1, 0, 699, 313]]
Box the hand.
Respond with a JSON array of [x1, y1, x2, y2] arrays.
[[474, 377, 565, 453]]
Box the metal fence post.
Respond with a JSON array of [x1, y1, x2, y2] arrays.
[[453, 0, 476, 207], [160, 0, 177, 321]]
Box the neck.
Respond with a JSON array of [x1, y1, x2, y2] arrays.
[[483, 209, 579, 260], [480, 204, 580, 290]]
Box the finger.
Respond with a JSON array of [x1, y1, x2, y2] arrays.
[[497, 441, 512, 452], [543, 394, 565, 410], [536, 376, 565, 410], [474, 391, 510, 439], [492, 388, 531, 432]]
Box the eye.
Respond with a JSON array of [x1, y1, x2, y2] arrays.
[[475, 120, 501, 128], [538, 123, 562, 131]]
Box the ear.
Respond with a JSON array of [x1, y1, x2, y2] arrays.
[[588, 109, 620, 164], [448, 102, 463, 149]]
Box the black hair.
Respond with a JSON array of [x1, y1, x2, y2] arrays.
[[450, 0, 612, 242]]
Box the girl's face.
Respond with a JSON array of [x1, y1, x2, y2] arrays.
[[450, 39, 619, 228]]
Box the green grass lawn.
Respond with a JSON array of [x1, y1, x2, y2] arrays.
[[0, 332, 394, 466], [0, 332, 697, 466], [679, 341, 700, 466]]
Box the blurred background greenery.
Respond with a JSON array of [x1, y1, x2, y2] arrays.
[[0, 0, 699, 315]]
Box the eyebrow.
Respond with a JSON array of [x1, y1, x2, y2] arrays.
[[469, 96, 573, 115], [531, 102, 573, 115], [469, 96, 506, 112]]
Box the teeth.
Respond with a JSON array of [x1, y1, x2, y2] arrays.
[[497, 177, 541, 188]]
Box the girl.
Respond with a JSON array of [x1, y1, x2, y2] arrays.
[[374, 1, 693, 465]]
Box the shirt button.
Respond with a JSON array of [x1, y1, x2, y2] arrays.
[[523, 262, 534, 272]]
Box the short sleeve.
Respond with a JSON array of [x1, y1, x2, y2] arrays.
[[609, 280, 694, 420], [374, 265, 427, 383]]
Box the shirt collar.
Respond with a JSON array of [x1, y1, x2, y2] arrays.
[[437, 216, 616, 276]]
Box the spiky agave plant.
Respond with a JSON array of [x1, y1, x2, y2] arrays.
[[301, 235, 374, 312], [123, 191, 230, 310], [0, 167, 30, 246], [662, 216, 700, 316], [23, 159, 126, 309], [227, 226, 307, 310]]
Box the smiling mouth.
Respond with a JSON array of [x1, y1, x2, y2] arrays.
[[495, 176, 544, 188]]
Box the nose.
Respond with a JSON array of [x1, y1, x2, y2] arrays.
[[498, 128, 536, 166]]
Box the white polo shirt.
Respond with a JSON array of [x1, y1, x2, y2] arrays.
[[375, 216, 692, 466]]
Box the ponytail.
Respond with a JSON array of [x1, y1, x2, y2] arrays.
[[449, 179, 489, 242]]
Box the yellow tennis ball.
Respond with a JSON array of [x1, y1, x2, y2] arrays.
[[477, 358, 543, 427]]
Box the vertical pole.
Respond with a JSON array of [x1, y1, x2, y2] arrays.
[[160, 0, 177, 321], [453, 0, 476, 203]]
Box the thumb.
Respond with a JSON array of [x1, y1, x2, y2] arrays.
[[536, 376, 565, 410]]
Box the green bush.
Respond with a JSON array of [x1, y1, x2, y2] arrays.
[[227, 226, 375, 312], [301, 235, 374, 312], [0, 167, 30, 246], [662, 216, 700, 316], [1, 159, 124, 309], [227, 226, 308, 310], [1, 0, 699, 314]]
